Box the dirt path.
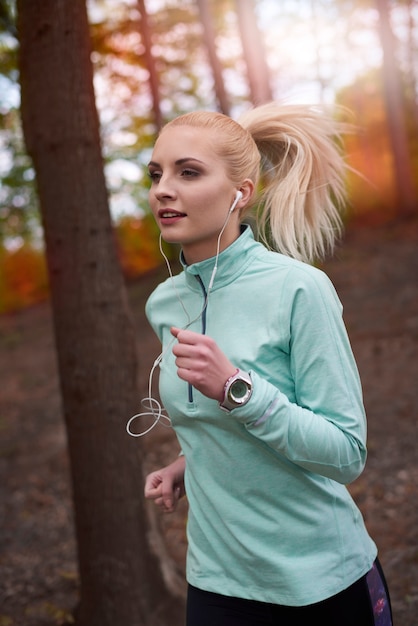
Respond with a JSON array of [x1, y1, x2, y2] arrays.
[[0, 219, 417, 625]]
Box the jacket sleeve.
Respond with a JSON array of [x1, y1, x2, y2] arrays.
[[231, 268, 367, 485]]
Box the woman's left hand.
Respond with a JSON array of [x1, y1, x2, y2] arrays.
[[170, 326, 237, 401]]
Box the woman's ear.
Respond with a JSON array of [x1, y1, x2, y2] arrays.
[[238, 179, 255, 207]]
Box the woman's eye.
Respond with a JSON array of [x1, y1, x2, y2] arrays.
[[181, 169, 199, 178], [148, 171, 161, 182]]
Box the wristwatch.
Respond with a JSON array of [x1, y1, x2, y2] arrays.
[[219, 369, 253, 412]]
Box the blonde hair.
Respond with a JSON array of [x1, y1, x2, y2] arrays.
[[162, 103, 349, 263]]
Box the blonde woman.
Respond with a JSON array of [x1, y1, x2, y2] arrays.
[[142, 104, 392, 626]]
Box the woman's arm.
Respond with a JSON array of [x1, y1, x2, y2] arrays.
[[169, 270, 367, 485], [228, 270, 368, 484]]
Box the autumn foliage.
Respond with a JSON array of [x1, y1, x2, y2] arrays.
[[0, 215, 163, 314], [0, 244, 49, 314], [1, 82, 417, 315], [115, 213, 163, 279]]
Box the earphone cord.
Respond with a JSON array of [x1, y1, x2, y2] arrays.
[[126, 204, 234, 437]]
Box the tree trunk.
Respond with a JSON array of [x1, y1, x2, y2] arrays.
[[17, 1, 184, 624], [376, 0, 417, 216], [137, 0, 163, 130], [404, 0, 418, 146], [196, 0, 230, 115], [235, 0, 273, 105]]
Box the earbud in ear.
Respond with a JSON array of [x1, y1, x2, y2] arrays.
[[229, 190, 243, 213]]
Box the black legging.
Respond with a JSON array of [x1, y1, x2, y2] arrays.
[[186, 559, 392, 626]]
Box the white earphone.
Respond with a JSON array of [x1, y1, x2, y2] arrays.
[[127, 188, 245, 438], [229, 190, 243, 213]]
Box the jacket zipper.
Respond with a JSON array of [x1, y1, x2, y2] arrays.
[[188, 275, 208, 403]]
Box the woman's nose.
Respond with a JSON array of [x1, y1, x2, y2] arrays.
[[153, 176, 176, 200]]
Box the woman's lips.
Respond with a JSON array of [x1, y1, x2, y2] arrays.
[[158, 209, 186, 224]]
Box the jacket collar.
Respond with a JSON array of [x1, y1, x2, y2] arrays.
[[180, 224, 262, 291]]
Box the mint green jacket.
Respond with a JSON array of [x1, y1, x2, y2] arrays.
[[145, 225, 377, 606]]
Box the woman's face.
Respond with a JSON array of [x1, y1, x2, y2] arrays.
[[148, 125, 242, 264]]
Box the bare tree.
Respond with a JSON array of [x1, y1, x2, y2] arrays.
[[17, 0, 183, 623], [235, 0, 272, 105], [196, 0, 230, 114], [376, 0, 417, 216], [138, 0, 163, 130]]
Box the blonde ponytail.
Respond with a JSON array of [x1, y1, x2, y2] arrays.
[[238, 103, 349, 263], [162, 103, 350, 264]]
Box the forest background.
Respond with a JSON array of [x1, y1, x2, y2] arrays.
[[1, 0, 417, 312], [0, 0, 417, 625]]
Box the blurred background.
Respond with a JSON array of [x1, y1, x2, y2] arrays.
[[1, 0, 417, 312]]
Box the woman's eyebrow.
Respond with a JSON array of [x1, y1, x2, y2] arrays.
[[147, 157, 205, 168], [175, 157, 205, 165]]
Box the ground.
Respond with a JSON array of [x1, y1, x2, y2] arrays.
[[0, 218, 417, 625]]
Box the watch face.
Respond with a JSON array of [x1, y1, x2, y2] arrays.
[[220, 370, 252, 412], [230, 379, 250, 401]]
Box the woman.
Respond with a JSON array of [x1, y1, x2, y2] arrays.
[[141, 103, 392, 625]]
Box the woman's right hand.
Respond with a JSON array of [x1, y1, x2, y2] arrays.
[[144, 455, 186, 513]]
